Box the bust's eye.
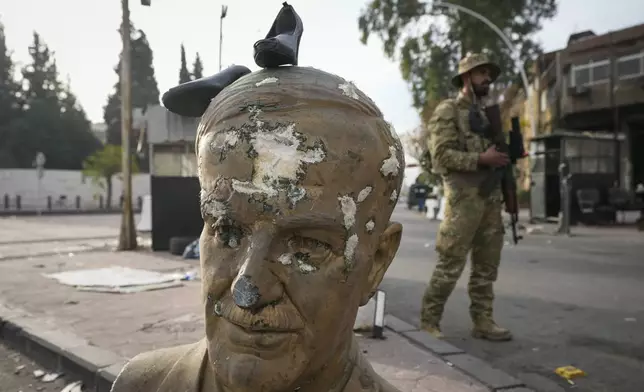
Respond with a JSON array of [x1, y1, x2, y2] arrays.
[[210, 218, 244, 249], [286, 236, 333, 269]]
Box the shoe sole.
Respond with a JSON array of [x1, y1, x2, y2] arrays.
[[472, 330, 513, 341]]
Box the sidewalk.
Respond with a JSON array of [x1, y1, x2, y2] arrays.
[[0, 248, 530, 391]]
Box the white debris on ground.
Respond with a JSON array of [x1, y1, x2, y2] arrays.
[[32, 369, 61, 382], [60, 381, 83, 392], [43, 266, 199, 294], [42, 372, 62, 382], [525, 225, 546, 235]]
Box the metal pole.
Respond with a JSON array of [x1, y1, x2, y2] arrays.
[[218, 10, 224, 70], [118, 0, 137, 250], [434, 1, 536, 138], [609, 33, 621, 187], [218, 19, 223, 71], [557, 161, 571, 236]]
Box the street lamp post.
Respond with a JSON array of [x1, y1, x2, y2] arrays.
[[118, 0, 150, 251], [219, 5, 228, 71], [433, 1, 536, 139], [35, 152, 46, 216]]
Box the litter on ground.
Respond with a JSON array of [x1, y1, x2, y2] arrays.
[[44, 266, 188, 294]]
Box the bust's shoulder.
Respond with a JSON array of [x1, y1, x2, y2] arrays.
[[343, 349, 401, 392], [110, 340, 207, 392]]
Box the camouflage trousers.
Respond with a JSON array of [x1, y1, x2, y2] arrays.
[[421, 187, 504, 325]]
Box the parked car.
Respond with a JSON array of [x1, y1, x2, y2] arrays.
[[407, 183, 432, 212]]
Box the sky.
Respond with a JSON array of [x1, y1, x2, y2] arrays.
[[1, 0, 643, 136]]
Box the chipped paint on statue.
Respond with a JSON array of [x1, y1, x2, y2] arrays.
[[255, 77, 278, 86], [365, 219, 375, 233], [338, 81, 359, 100], [278, 252, 318, 273], [199, 189, 228, 218], [338, 195, 357, 230], [278, 253, 293, 266], [231, 108, 326, 205], [357, 186, 372, 203], [344, 234, 359, 263], [380, 146, 400, 177]]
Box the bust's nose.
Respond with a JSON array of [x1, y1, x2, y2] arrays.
[[231, 227, 283, 310]]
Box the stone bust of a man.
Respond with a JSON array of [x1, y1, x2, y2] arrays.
[[111, 66, 405, 392]]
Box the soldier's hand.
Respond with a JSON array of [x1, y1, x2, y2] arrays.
[[479, 146, 509, 168]]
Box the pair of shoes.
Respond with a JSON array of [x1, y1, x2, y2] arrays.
[[253, 2, 303, 68], [161, 2, 304, 117]]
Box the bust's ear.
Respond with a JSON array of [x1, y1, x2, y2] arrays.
[[360, 221, 403, 306]]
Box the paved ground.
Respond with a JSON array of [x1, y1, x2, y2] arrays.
[[3, 210, 642, 391], [0, 341, 72, 392], [385, 206, 644, 392], [0, 213, 490, 392]]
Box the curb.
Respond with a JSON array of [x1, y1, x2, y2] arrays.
[[0, 304, 125, 392], [384, 314, 534, 392], [0, 303, 532, 392]]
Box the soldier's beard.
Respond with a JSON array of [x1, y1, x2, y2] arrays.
[[472, 83, 490, 97]]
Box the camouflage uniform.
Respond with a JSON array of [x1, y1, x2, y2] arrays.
[[420, 53, 512, 341]]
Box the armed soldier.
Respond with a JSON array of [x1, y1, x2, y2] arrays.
[[420, 53, 512, 341]]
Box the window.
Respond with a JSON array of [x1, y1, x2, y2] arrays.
[[592, 63, 609, 81], [573, 67, 590, 86], [617, 52, 644, 80], [597, 158, 615, 173], [564, 138, 617, 174], [571, 60, 610, 86]]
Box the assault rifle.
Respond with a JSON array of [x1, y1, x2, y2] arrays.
[[479, 104, 527, 244]]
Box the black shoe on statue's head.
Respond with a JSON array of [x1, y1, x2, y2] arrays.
[[161, 65, 252, 118], [254, 2, 304, 68]]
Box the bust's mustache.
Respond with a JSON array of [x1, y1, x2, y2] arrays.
[[214, 296, 305, 333]]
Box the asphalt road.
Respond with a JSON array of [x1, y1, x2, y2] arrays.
[[385, 206, 644, 392], [0, 342, 74, 392]]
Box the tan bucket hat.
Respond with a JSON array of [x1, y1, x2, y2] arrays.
[[451, 53, 501, 87]]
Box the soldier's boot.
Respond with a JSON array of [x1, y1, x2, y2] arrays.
[[421, 324, 445, 339], [471, 317, 512, 341], [420, 290, 447, 340], [420, 321, 444, 339]]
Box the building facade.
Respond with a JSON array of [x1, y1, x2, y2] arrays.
[[524, 23, 644, 191]]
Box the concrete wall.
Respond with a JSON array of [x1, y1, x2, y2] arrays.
[[0, 169, 150, 211], [146, 105, 198, 144]]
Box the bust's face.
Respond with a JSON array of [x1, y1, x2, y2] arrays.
[[197, 94, 402, 391]]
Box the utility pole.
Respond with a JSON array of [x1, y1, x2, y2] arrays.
[[219, 5, 228, 71], [118, 0, 150, 250]]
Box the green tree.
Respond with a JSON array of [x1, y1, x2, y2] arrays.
[[103, 25, 160, 164], [358, 0, 558, 120], [82, 144, 139, 209], [59, 78, 102, 168], [0, 20, 22, 167], [192, 52, 203, 80], [179, 44, 191, 83], [15, 33, 98, 169]]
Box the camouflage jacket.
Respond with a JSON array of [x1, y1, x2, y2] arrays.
[[427, 92, 495, 191]]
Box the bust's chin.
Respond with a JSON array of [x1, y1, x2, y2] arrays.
[[209, 340, 309, 392]]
